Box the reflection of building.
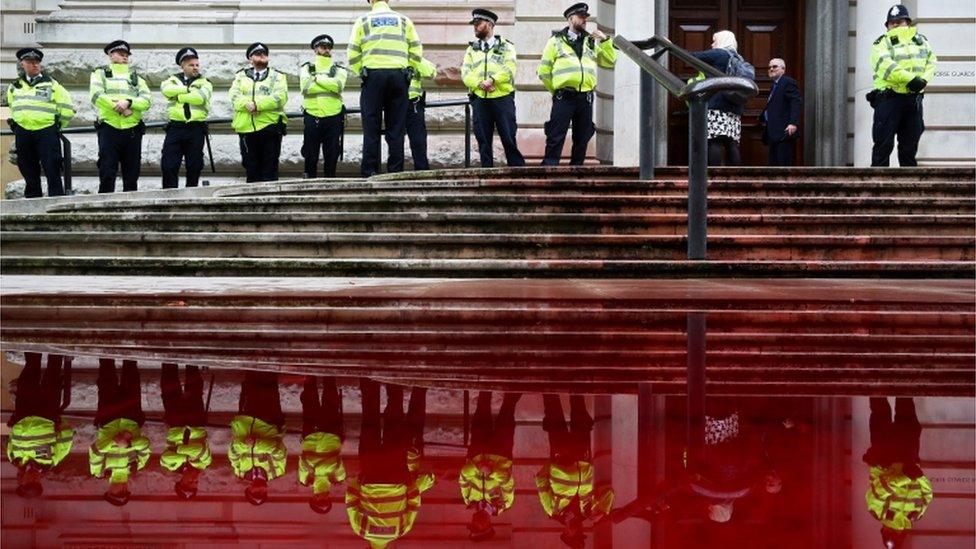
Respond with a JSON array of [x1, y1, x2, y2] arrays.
[[1, 0, 973, 181]]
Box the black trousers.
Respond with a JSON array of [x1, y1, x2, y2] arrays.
[[765, 137, 796, 167], [406, 93, 429, 170], [239, 125, 283, 183], [161, 122, 206, 188], [708, 137, 741, 166], [95, 359, 144, 427], [9, 352, 68, 425], [160, 363, 206, 427], [239, 371, 284, 428], [14, 125, 63, 198], [872, 93, 924, 167], [468, 392, 519, 459], [301, 376, 344, 438], [302, 112, 343, 178], [542, 90, 594, 166], [542, 394, 593, 463], [97, 124, 143, 193], [863, 397, 922, 473], [358, 378, 426, 484], [472, 94, 525, 168], [359, 68, 409, 177]]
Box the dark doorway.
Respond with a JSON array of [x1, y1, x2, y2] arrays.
[[667, 0, 804, 166]]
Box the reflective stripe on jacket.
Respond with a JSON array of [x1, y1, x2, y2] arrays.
[[6, 416, 73, 468], [89, 418, 151, 484], [535, 460, 614, 519], [159, 425, 212, 472], [301, 56, 347, 118], [160, 73, 213, 122], [459, 453, 515, 514], [228, 414, 287, 479], [6, 76, 74, 130], [346, 474, 434, 546], [228, 68, 288, 134], [871, 26, 937, 94], [347, 1, 423, 73], [461, 37, 518, 99], [89, 63, 152, 129], [866, 465, 933, 531], [298, 431, 346, 494], [537, 29, 616, 93]]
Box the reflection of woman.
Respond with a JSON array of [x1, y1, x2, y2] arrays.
[[691, 30, 744, 166]]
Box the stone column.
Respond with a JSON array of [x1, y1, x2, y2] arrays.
[[611, 0, 655, 167], [803, 0, 849, 166]]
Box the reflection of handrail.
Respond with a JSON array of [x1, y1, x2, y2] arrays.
[[613, 34, 758, 260]]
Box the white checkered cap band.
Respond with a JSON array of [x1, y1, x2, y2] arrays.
[[108, 44, 129, 54], [313, 38, 332, 48], [177, 50, 197, 64], [472, 14, 493, 23]]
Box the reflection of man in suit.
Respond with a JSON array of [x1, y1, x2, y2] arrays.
[[760, 58, 802, 166]]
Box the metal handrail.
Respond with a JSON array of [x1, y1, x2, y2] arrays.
[[613, 34, 758, 260]]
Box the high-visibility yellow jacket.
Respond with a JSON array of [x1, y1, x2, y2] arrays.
[[89, 418, 151, 484], [461, 37, 518, 99], [408, 58, 437, 101], [160, 73, 213, 123], [89, 63, 152, 130], [538, 29, 616, 94], [866, 464, 933, 531], [160, 426, 212, 472], [6, 416, 73, 468], [228, 68, 288, 134], [346, 473, 435, 547], [347, 1, 423, 74], [5, 75, 74, 131], [871, 26, 937, 95], [459, 453, 515, 514], [535, 460, 614, 520], [300, 56, 348, 118], [298, 431, 346, 495], [228, 414, 287, 480]]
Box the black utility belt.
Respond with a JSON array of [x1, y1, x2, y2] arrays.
[[556, 89, 593, 97], [167, 120, 206, 127]]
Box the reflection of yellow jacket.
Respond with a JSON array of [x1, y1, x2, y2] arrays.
[[7, 416, 73, 468], [160, 426, 212, 472], [228, 415, 287, 479], [89, 418, 151, 484], [536, 460, 614, 519], [460, 453, 515, 514], [298, 432, 346, 494], [346, 473, 435, 548], [866, 464, 933, 530]]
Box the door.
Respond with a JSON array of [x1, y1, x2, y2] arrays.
[[667, 0, 804, 166]]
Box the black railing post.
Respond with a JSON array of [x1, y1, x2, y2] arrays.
[[685, 312, 706, 474], [59, 134, 73, 195], [639, 71, 655, 180], [464, 103, 472, 168], [687, 96, 708, 260]]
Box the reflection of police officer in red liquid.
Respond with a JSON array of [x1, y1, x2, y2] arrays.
[[159, 363, 212, 500], [229, 371, 287, 505], [299, 375, 347, 514]]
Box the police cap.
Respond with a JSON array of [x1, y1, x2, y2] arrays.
[[246, 42, 269, 59], [563, 3, 590, 19], [310, 34, 334, 50], [468, 9, 498, 25], [175, 47, 199, 65], [886, 4, 911, 25], [103, 40, 131, 55], [16, 48, 43, 62]]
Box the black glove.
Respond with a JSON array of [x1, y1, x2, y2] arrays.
[[906, 77, 927, 93]]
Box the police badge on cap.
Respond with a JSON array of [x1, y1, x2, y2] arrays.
[[175, 47, 199, 65], [310, 34, 334, 50], [103, 40, 132, 55], [563, 3, 590, 18], [246, 42, 269, 58], [886, 4, 911, 25], [468, 9, 499, 25], [15, 48, 43, 62]]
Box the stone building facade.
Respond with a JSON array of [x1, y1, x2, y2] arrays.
[[1, 0, 973, 177]]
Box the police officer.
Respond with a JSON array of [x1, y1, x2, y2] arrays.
[[347, 0, 424, 177], [538, 3, 616, 165], [461, 9, 525, 168], [230, 42, 288, 182], [298, 376, 346, 514], [159, 363, 212, 500], [300, 34, 348, 179], [90, 40, 151, 193], [406, 57, 436, 170], [6, 48, 74, 198], [869, 5, 937, 167], [160, 47, 212, 188], [229, 371, 287, 506]]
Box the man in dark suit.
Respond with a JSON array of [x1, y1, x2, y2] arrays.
[[760, 58, 802, 166]]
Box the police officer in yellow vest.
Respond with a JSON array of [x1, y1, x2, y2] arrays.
[[863, 397, 933, 548], [229, 370, 287, 505], [460, 392, 521, 542], [5, 48, 74, 198], [90, 358, 150, 506], [347, 0, 424, 177], [159, 363, 212, 500], [230, 42, 289, 182], [461, 9, 525, 168], [300, 35, 348, 179], [536, 394, 614, 549], [160, 47, 212, 188], [405, 57, 436, 170], [869, 5, 937, 167], [90, 40, 152, 193], [299, 376, 346, 514], [538, 3, 616, 165], [347, 379, 434, 547], [6, 352, 73, 499]]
